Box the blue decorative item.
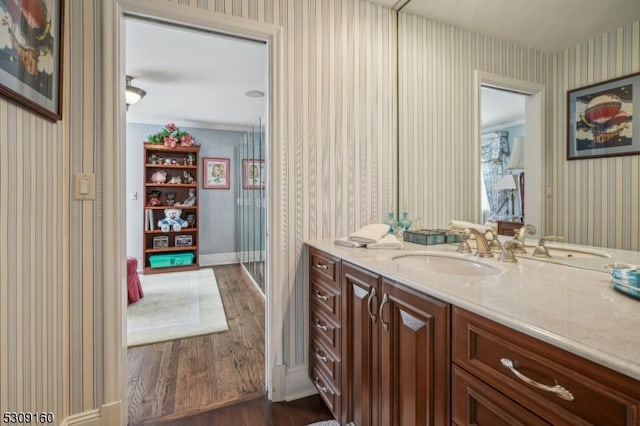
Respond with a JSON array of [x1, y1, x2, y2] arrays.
[[399, 211, 413, 231], [384, 212, 398, 232]]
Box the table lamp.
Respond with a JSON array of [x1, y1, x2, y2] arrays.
[[496, 174, 517, 216]]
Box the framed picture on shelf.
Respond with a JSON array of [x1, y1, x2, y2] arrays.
[[242, 159, 265, 189], [203, 157, 230, 189], [0, 0, 65, 121], [567, 71, 640, 160]]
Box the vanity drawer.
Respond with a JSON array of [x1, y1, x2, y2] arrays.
[[453, 307, 640, 426], [310, 276, 341, 322], [452, 364, 550, 426], [310, 337, 341, 391], [309, 248, 340, 286], [310, 305, 341, 355], [311, 365, 342, 421]]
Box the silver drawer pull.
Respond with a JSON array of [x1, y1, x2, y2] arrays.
[[314, 318, 328, 331], [500, 358, 575, 401], [314, 348, 328, 363], [314, 290, 329, 301], [314, 376, 327, 393], [315, 262, 329, 270]]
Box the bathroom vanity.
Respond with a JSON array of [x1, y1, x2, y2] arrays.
[[306, 241, 640, 425]]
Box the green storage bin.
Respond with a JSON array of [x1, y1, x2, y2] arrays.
[[149, 252, 194, 268]]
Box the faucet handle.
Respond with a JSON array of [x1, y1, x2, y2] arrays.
[[499, 239, 523, 263], [485, 229, 502, 251], [532, 236, 565, 258], [448, 230, 472, 253]]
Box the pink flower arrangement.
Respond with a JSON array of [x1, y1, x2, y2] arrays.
[[147, 123, 196, 147]]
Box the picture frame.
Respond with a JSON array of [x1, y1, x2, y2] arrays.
[[567, 71, 640, 160], [0, 0, 65, 121], [242, 159, 265, 189], [203, 157, 230, 189]]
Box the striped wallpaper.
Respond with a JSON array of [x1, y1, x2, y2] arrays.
[[397, 12, 551, 233], [551, 20, 640, 250], [398, 13, 640, 251], [2, 0, 396, 422]]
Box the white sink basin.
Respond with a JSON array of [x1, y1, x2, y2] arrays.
[[391, 252, 502, 276]]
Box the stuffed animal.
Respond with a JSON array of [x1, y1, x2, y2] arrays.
[[158, 208, 188, 232], [147, 190, 162, 206]]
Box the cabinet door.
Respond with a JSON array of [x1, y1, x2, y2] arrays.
[[379, 279, 450, 426], [343, 263, 380, 426]]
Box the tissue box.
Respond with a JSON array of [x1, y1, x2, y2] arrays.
[[611, 268, 640, 300], [403, 229, 446, 245]]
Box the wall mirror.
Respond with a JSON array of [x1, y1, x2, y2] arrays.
[[396, 0, 640, 252], [397, 7, 547, 238]]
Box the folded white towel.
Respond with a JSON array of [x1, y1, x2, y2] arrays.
[[366, 233, 402, 249], [449, 220, 490, 234], [348, 224, 391, 244], [334, 237, 365, 248]]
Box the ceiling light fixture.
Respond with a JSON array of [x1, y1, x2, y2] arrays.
[[126, 75, 147, 109], [245, 90, 264, 98]]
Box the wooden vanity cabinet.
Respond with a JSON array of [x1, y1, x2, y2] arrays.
[[452, 307, 640, 426], [308, 248, 343, 421], [342, 262, 450, 426]]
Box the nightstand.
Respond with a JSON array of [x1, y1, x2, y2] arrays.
[[497, 220, 523, 236]]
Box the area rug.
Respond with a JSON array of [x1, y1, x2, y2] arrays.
[[306, 421, 339, 426], [127, 268, 228, 347]]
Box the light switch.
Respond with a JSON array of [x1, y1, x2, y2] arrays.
[[74, 172, 95, 200]]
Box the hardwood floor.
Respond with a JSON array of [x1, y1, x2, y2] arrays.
[[151, 394, 333, 426], [127, 264, 267, 425]]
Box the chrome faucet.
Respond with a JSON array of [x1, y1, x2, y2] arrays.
[[513, 224, 537, 254], [463, 228, 494, 258]]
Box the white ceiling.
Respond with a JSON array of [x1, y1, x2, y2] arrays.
[[481, 88, 525, 129], [125, 18, 267, 130], [392, 0, 640, 52], [126, 1, 639, 130]]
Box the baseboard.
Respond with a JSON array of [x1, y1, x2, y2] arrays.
[[60, 401, 122, 426], [284, 364, 317, 401], [199, 252, 240, 266], [60, 409, 101, 426]]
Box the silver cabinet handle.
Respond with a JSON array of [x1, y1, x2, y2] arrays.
[[367, 287, 378, 323], [314, 290, 329, 301], [500, 358, 574, 401], [379, 293, 390, 332], [314, 376, 327, 393], [315, 261, 328, 270], [314, 348, 328, 363], [314, 318, 328, 331]]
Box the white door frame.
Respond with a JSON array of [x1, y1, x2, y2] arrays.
[[100, 1, 284, 423], [474, 71, 546, 232]]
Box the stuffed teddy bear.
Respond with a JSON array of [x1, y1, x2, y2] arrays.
[[158, 208, 188, 232]]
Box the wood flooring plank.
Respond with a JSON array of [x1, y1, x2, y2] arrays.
[[127, 265, 266, 425]]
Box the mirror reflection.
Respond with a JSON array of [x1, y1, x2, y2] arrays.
[[396, 1, 640, 251]]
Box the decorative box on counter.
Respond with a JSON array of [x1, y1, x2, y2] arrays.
[[403, 229, 447, 245]]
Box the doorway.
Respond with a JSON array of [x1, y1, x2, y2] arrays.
[[475, 72, 545, 232], [123, 13, 269, 424]]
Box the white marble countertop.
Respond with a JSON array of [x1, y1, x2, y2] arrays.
[[306, 239, 640, 381]]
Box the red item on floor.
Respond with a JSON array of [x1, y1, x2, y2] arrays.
[[127, 257, 144, 304]]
